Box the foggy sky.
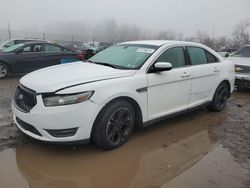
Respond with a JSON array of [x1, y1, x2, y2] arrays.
[[0, 0, 250, 37]]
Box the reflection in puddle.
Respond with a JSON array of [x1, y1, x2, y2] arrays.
[[0, 110, 227, 188]]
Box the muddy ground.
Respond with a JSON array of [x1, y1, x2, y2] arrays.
[[0, 77, 249, 188]]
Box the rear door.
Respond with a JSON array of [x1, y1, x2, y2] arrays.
[[37, 44, 64, 68], [40, 44, 80, 66], [186, 46, 221, 107]]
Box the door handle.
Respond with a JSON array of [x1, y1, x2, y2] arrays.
[[181, 72, 191, 78], [213, 67, 220, 73]]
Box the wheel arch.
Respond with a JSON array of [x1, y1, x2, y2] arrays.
[[220, 79, 232, 97], [0, 61, 11, 73], [91, 96, 144, 139], [211, 79, 232, 101]]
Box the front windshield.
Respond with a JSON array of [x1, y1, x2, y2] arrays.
[[1, 43, 24, 52], [89, 44, 158, 69], [231, 46, 250, 57], [0, 40, 9, 50], [0, 40, 8, 46]]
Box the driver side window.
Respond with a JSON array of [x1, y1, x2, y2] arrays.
[[22, 45, 32, 52], [157, 47, 186, 68]]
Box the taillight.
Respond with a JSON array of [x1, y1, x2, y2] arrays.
[[77, 53, 84, 61]]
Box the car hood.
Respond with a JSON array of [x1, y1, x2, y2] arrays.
[[20, 62, 136, 93], [227, 56, 250, 66]]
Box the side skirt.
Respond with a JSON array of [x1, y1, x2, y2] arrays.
[[142, 101, 211, 128]]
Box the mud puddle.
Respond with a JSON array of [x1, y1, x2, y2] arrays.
[[0, 77, 19, 129], [0, 109, 247, 188], [162, 145, 249, 188]]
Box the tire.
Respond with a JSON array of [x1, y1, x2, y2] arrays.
[[92, 100, 135, 150], [0, 62, 9, 79], [208, 82, 230, 112]]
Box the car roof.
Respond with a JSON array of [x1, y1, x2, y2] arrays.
[[21, 41, 56, 45], [9, 38, 45, 41], [120, 40, 208, 48]]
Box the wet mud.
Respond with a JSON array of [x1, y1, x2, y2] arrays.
[[0, 78, 249, 188]]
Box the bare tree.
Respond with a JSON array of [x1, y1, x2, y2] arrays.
[[194, 31, 216, 49], [155, 30, 176, 40], [232, 19, 250, 47]]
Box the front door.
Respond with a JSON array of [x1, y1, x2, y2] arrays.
[[147, 46, 192, 121], [13, 44, 43, 73]]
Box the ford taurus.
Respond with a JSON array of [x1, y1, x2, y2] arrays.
[[12, 40, 235, 149]]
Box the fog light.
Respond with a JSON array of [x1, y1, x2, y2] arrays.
[[45, 127, 78, 138]]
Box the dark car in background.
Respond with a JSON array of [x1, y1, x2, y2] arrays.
[[0, 38, 47, 51], [0, 42, 83, 78]]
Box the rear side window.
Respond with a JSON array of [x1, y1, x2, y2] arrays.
[[187, 47, 207, 65], [44, 44, 63, 52], [157, 47, 186, 68], [205, 51, 218, 63]]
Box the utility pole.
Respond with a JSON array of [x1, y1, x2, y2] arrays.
[[212, 25, 215, 39], [8, 22, 11, 39]]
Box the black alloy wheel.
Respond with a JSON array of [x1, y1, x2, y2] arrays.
[[92, 100, 135, 150], [208, 82, 230, 111], [106, 107, 133, 145], [0, 63, 8, 79]]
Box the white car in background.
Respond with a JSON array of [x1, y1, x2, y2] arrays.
[[12, 40, 235, 149], [228, 45, 250, 89]]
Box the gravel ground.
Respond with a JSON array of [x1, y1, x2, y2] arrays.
[[212, 89, 250, 172]]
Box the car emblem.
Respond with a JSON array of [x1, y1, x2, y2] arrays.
[[18, 94, 24, 100]]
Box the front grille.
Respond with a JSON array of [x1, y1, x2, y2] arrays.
[[235, 65, 250, 74], [14, 85, 37, 113], [16, 117, 42, 136]]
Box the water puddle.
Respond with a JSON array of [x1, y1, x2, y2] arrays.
[[0, 110, 220, 188]]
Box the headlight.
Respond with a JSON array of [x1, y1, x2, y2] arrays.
[[42, 91, 94, 107], [235, 66, 243, 72]]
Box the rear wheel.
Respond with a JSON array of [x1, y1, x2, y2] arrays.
[[0, 63, 9, 79], [92, 100, 135, 150], [208, 82, 230, 111]]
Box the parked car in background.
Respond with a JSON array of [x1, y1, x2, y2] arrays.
[[0, 42, 83, 78], [80, 44, 97, 59], [0, 38, 47, 51], [217, 51, 230, 58], [228, 45, 250, 89], [12, 40, 234, 149]]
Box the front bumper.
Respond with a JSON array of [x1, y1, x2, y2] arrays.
[[12, 94, 101, 142], [235, 73, 250, 88]]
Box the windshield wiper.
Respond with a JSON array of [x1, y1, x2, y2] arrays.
[[86, 59, 95, 63], [95, 62, 120, 69], [88, 60, 120, 69]]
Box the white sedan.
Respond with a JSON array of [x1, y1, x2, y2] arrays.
[[12, 40, 235, 149]]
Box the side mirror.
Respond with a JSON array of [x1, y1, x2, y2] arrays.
[[15, 49, 23, 54], [225, 53, 230, 58], [153, 62, 172, 72]]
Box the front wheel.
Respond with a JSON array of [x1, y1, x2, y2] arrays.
[[0, 63, 9, 79], [208, 82, 230, 111], [92, 100, 135, 150]]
